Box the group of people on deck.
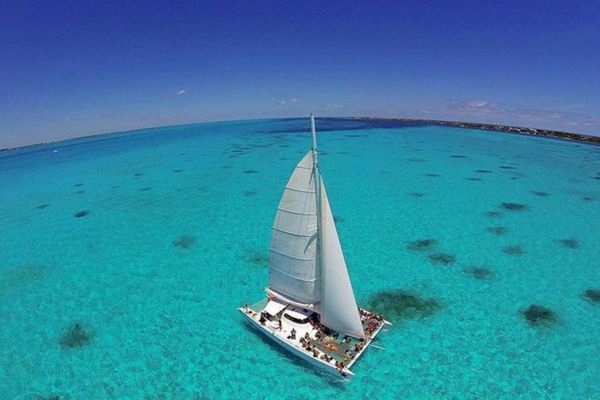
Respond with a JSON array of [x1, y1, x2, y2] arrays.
[[360, 308, 384, 338], [245, 303, 384, 374]]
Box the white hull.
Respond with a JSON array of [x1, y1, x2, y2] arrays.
[[238, 307, 355, 377]]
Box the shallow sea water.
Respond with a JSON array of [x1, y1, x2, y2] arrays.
[[1, 118, 599, 399]]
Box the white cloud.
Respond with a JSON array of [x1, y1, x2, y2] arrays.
[[176, 89, 186, 96], [279, 97, 301, 106]]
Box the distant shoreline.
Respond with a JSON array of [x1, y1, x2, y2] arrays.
[[2, 116, 599, 152], [354, 117, 600, 145]]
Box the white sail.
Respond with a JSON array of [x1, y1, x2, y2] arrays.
[[319, 182, 365, 339], [269, 151, 321, 304]]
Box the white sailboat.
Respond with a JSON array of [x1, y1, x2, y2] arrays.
[[239, 115, 390, 377]]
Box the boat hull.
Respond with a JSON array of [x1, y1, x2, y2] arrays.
[[238, 308, 355, 378]]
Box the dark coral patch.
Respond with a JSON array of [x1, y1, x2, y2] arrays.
[[244, 190, 257, 197], [475, 169, 492, 173], [244, 170, 259, 174], [36, 203, 51, 210], [499, 165, 517, 170], [503, 245, 524, 256], [367, 290, 442, 322], [407, 239, 437, 251], [501, 202, 528, 211], [244, 250, 269, 266], [530, 191, 549, 197], [486, 226, 508, 236], [451, 155, 467, 158], [583, 289, 600, 303], [467, 177, 483, 181], [36, 394, 66, 400], [408, 192, 424, 198], [424, 173, 440, 178], [428, 252, 456, 266], [73, 183, 84, 187], [172, 235, 197, 249], [484, 211, 503, 218], [74, 210, 89, 218], [139, 187, 152, 192], [59, 323, 93, 348], [463, 267, 495, 280], [558, 238, 579, 249], [521, 304, 557, 327], [134, 173, 144, 177], [173, 169, 184, 173]]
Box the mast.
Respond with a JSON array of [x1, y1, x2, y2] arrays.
[[310, 114, 326, 314], [311, 114, 321, 211]]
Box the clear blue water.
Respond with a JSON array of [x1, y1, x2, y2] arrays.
[[1, 118, 599, 399]]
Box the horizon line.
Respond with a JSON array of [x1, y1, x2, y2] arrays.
[[2, 115, 598, 152]]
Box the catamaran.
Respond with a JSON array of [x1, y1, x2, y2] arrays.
[[239, 115, 390, 377]]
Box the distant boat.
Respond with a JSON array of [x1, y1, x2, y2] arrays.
[[239, 115, 389, 377]]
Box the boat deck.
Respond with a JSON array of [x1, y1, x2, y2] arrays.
[[243, 298, 388, 373]]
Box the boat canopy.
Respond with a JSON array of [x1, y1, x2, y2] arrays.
[[264, 299, 286, 316]]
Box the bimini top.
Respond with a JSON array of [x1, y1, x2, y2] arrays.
[[264, 299, 286, 316]]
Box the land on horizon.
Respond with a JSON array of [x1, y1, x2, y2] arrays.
[[2, 116, 599, 153]]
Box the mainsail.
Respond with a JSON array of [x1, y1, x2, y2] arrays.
[[269, 115, 364, 339], [269, 151, 320, 304]]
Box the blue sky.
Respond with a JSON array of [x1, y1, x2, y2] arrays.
[[1, 0, 599, 147]]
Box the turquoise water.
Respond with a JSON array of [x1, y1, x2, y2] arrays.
[[1, 118, 599, 399]]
